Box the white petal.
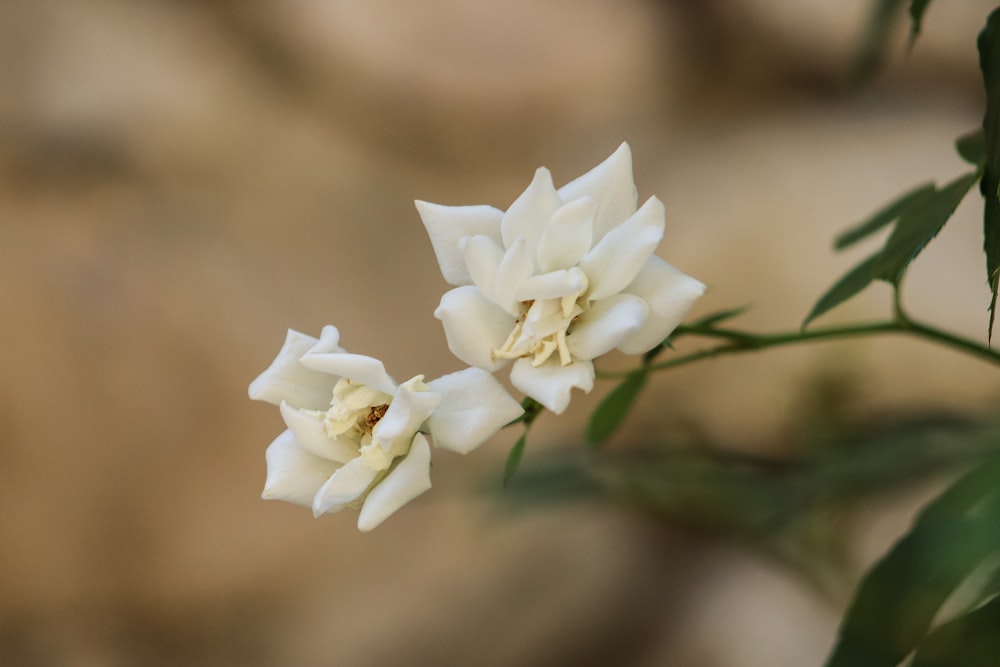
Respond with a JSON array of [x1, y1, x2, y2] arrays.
[[509, 358, 594, 414], [501, 167, 563, 260], [262, 430, 341, 509], [426, 367, 525, 454], [619, 256, 706, 354], [358, 434, 432, 531], [493, 236, 534, 315], [373, 377, 441, 455], [279, 401, 358, 464], [299, 352, 397, 396], [513, 267, 588, 302], [567, 294, 649, 361], [416, 201, 504, 286], [306, 325, 346, 355], [537, 196, 594, 272], [435, 286, 515, 371], [248, 329, 335, 410], [557, 143, 638, 243], [578, 196, 665, 301], [312, 458, 379, 517], [461, 234, 505, 303]]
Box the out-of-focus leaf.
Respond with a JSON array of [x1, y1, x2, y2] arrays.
[[835, 182, 935, 250], [823, 455, 1000, 667], [586, 370, 648, 447], [956, 129, 986, 166], [873, 172, 978, 284], [852, 0, 907, 83], [803, 254, 880, 328], [910, 596, 1000, 667], [908, 0, 934, 45], [689, 306, 750, 328], [978, 8, 1000, 340], [502, 434, 526, 487]]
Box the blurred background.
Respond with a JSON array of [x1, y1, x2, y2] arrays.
[[3, 1, 1000, 665]]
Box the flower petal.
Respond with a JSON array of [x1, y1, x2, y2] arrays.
[[262, 430, 341, 508], [373, 376, 441, 455], [312, 458, 379, 517], [416, 201, 504, 286], [501, 167, 563, 260], [619, 256, 706, 354], [513, 267, 588, 302], [493, 236, 534, 315], [427, 367, 525, 454], [578, 196, 665, 301], [536, 196, 594, 272], [461, 234, 505, 303], [299, 352, 397, 396], [567, 294, 649, 361], [305, 325, 346, 355], [279, 401, 358, 464], [248, 329, 335, 410], [357, 434, 432, 531], [435, 286, 515, 371], [509, 358, 595, 414], [556, 142, 638, 243]]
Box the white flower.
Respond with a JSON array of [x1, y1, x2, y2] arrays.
[[248, 326, 524, 531], [417, 142, 705, 414]]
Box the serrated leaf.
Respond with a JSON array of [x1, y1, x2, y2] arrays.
[[824, 456, 1000, 667], [835, 182, 936, 250], [956, 129, 986, 166], [502, 434, 527, 487], [586, 370, 648, 447], [910, 596, 1000, 667], [979, 8, 1000, 340], [803, 253, 881, 328], [908, 0, 934, 45], [873, 172, 978, 284]]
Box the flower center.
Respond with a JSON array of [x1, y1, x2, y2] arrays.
[[322, 378, 393, 442], [493, 291, 588, 368]]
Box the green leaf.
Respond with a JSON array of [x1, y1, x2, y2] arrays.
[[978, 8, 1000, 340], [803, 253, 881, 328], [502, 434, 526, 487], [824, 456, 1000, 667], [835, 182, 936, 250], [585, 370, 648, 447], [873, 172, 978, 284], [908, 0, 934, 45], [910, 596, 1000, 667], [690, 306, 750, 328], [851, 0, 907, 83], [956, 129, 986, 166]]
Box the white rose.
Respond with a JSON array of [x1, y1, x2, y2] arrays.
[[417, 142, 705, 414], [249, 326, 524, 531]]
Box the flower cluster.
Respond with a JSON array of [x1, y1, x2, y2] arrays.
[[249, 142, 703, 529]]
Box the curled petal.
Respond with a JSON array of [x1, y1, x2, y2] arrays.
[[461, 235, 505, 303], [358, 434, 432, 531], [427, 367, 525, 454], [312, 458, 379, 517], [262, 430, 341, 508], [537, 196, 594, 272], [509, 358, 595, 414], [619, 256, 706, 354], [416, 201, 504, 286], [579, 196, 665, 301], [557, 142, 638, 243], [373, 377, 441, 455], [249, 329, 335, 410], [279, 401, 358, 464], [493, 236, 534, 315], [501, 167, 563, 259], [305, 325, 346, 356], [435, 286, 515, 371], [567, 294, 649, 361], [299, 352, 397, 396]]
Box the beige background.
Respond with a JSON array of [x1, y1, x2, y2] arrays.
[[2, 1, 999, 665]]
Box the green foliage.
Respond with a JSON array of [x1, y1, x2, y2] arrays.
[[834, 183, 935, 250], [585, 370, 648, 447], [502, 433, 526, 487], [908, 0, 935, 44], [824, 455, 1000, 667], [956, 129, 986, 166], [803, 254, 881, 328], [910, 596, 1000, 667], [978, 8, 1000, 338], [852, 0, 908, 82]]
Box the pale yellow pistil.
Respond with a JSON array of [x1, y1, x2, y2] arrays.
[[493, 291, 587, 368]]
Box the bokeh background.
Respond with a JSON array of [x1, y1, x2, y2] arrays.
[[3, 1, 1000, 665]]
